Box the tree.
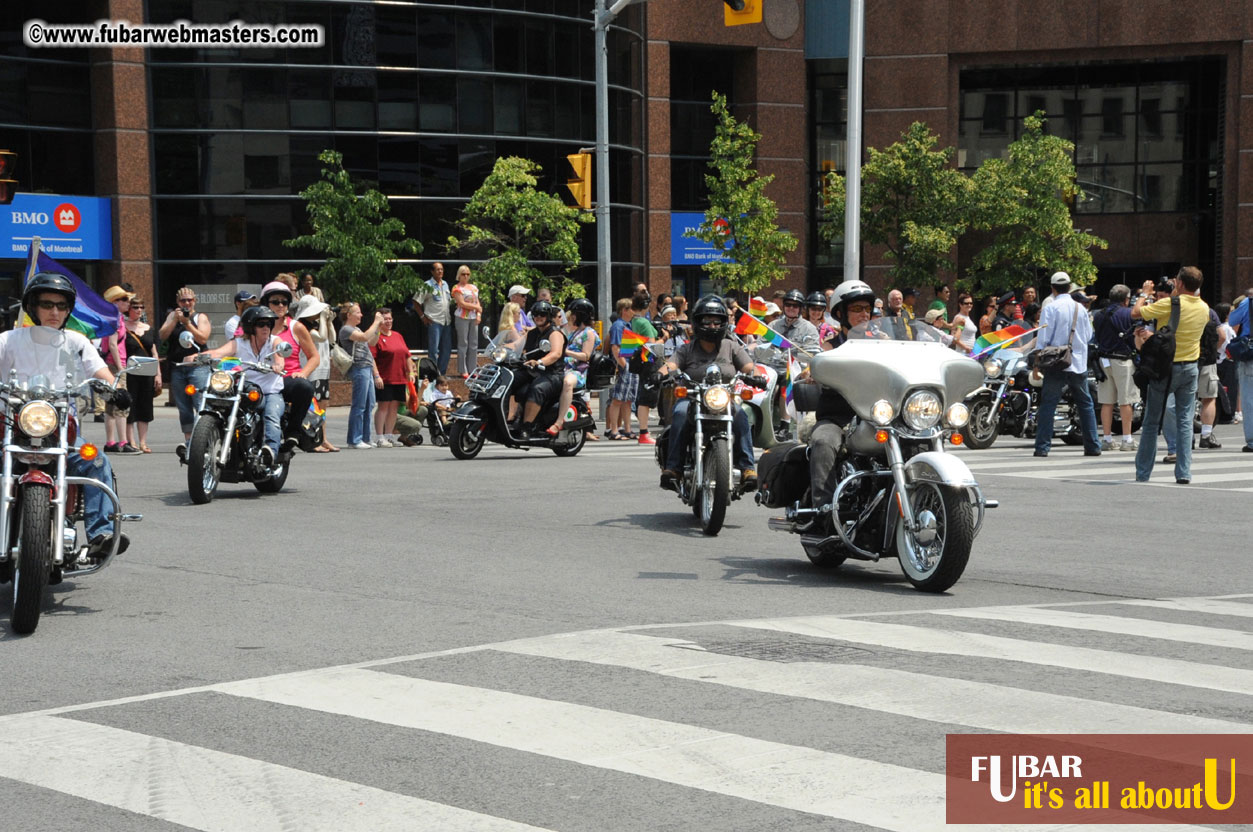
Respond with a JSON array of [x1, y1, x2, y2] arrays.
[[817, 167, 846, 247], [284, 149, 422, 307], [967, 112, 1107, 292], [445, 156, 592, 305], [686, 92, 797, 294]]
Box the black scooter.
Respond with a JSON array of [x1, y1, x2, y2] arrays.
[[447, 330, 596, 459]]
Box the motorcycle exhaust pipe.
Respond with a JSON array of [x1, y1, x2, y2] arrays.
[[767, 516, 795, 533]]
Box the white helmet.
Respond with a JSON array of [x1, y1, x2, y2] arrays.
[[830, 279, 875, 316]]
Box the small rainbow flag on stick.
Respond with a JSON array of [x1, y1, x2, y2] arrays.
[[618, 329, 653, 362], [748, 297, 770, 318], [970, 324, 1040, 359], [734, 310, 795, 351]]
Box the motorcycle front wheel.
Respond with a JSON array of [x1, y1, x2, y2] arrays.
[[254, 456, 289, 494], [11, 485, 52, 634], [449, 420, 485, 459], [696, 437, 730, 536], [961, 397, 1000, 450], [894, 482, 975, 593], [187, 417, 222, 505]]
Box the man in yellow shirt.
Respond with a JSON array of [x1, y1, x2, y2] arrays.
[[1131, 266, 1210, 484]]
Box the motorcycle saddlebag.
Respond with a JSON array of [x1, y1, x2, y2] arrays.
[[757, 440, 808, 508]]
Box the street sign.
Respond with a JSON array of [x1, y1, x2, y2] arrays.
[[1, 193, 113, 260]]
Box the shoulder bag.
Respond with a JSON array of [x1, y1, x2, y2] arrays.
[[1034, 304, 1080, 372], [1226, 311, 1253, 362]]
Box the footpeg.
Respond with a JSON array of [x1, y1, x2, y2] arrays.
[[983, 499, 999, 509]]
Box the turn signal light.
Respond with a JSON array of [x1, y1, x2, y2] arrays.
[[247, 390, 261, 402], [740, 389, 753, 401], [950, 432, 964, 446], [80, 443, 99, 461], [184, 384, 196, 396], [675, 387, 688, 398], [874, 430, 889, 444]]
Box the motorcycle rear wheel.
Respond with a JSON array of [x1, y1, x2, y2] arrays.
[[895, 483, 974, 593], [960, 397, 1000, 450], [11, 485, 52, 634], [187, 417, 222, 505], [697, 437, 730, 536], [449, 420, 485, 459], [551, 429, 586, 457]]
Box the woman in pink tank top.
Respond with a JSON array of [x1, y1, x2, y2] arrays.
[[259, 281, 319, 455]]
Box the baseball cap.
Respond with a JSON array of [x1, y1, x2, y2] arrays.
[[901, 287, 918, 298], [234, 290, 257, 304], [1050, 271, 1072, 287], [507, 285, 531, 298], [923, 308, 946, 324]]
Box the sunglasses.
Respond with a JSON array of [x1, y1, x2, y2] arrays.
[[132, 304, 145, 309], [254, 322, 274, 329], [268, 299, 289, 307], [37, 300, 71, 311], [178, 298, 195, 303]]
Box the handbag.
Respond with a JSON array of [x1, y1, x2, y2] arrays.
[[331, 341, 354, 375], [1034, 304, 1080, 372]]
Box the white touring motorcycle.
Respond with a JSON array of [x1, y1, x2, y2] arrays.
[[755, 320, 997, 592]]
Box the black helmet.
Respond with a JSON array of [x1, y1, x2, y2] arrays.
[[22, 271, 77, 328], [240, 305, 278, 335], [690, 295, 730, 343], [805, 291, 828, 309], [568, 297, 594, 326], [530, 300, 556, 321], [781, 289, 806, 308]]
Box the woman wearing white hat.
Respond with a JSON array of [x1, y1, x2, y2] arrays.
[[292, 294, 338, 452]]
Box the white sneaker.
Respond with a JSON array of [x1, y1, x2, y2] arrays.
[[1235, 412, 1244, 424], [1100, 437, 1116, 451], [1119, 438, 1138, 451], [353, 442, 372, 450], [375, 437, 393, 448]]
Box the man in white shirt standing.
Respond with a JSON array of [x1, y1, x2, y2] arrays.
[[1032, 271, 1101, 458], [414, 262, 453, 375], [0, 272, 131, 556]]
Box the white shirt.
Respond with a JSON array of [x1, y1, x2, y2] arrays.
[[1035, 293, 1092, 374], [0, 326, 107, 419], [231, 335, 284, 395], [224, 314, 241, 342]]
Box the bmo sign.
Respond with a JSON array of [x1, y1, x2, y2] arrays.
[[1, 193, 112, 260]]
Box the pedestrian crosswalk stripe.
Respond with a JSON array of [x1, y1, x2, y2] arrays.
[[216, 666, 950, 832], [0, 714, 555, 832], [494, 629, 1245, 734], [930, 605, 1253, 651], [1118, 595, 1253, 617], [730, 615, 1253, 695]]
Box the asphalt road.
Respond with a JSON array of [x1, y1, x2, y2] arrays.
[[2, 406, 1250, 831]]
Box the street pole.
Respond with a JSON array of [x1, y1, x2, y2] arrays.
[[594, 0, 613, 329], [843, 0, 865, 281]]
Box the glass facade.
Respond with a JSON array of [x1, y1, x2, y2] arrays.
[[808, 59, 846, 289], [146, 0, 645, 299]]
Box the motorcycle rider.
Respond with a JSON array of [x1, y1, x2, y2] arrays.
[[544, 298, 598, 437], [658, 295, 760, 491], [190, 305, 286, 467], [514, 300, 566, 438], [805, 280, 879, 526], [770, 289, 821, 352], [806, 291, 838, 349], [259, 281, 317, 455], [0, 272, 132, 556]]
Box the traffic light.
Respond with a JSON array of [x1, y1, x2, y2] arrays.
[[0, 149, 17, 206], [566, 151, 592, 211], [724, 0, 761, 25]]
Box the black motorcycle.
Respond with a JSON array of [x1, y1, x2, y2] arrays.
[[448, 330, 596, 459], [179, 338, 294, 503]]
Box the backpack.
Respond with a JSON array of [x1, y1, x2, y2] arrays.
[[1198, 316, 1219, 366], [1133, 297, 1179, 386]]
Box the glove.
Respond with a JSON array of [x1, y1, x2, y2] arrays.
[[748, 375, 769, 389], [111, 387, 132, 411]]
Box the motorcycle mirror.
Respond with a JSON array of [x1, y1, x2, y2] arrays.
[[123, 356, 160, 377], [178, 331, 197, 349], [276, 341, 294, 358], [481, 325, 491, 341], [538, 339, 551, 353]]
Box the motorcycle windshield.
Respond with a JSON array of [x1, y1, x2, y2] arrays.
[[810, 323, 985, 417], [484, 330, 523, 363]]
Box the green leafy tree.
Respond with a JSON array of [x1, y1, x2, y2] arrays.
[[687, 92, 797, 294], [445, 156, 592, 305], [817, 168, 846, 246], [967, 112, 1107, 292], [284, 149, 422, 307]]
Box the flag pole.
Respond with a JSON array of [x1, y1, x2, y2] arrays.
[[24, 236, 41, 286]]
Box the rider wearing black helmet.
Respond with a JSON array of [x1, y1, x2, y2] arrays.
[[769, 288, 820, 352], [0, 272, 132, 556], [805, 291, 838, 350], [515, 300, 567, 438], [658, 295, 759, 490]]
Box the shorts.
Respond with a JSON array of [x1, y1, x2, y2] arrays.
[[311, 378, 330, 401], [105, 374, 129, 416], [610, 370, 639, 403], [1096, 357, 1140, 406], [1196, 363, 1219, 399], [377, 383, 407, 403], [635, 372, 661, 409]]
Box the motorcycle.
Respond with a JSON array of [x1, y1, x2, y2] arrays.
[[654, 366, 764, 536], [961, 347, 1034, 449], [0, 355, 158, 633], [756, 320, 997, 592], [178, 335, 295, 504], [448, 329, 596, 460]]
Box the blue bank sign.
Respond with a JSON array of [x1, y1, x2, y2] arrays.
[[1, 194, 113, 260], [670, 212, 733, 265]]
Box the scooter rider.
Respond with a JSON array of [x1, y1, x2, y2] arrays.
[[190, 305, 286, 466], [0, 272, 132, 556], [807, 280, 879, 524], [514, 300, 566, 438], [658, 295, 761, 491], [770, 289, 821, 352]]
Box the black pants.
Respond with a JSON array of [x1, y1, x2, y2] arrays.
[[281, 376, 315, 438], [516, 371, 562, 411]]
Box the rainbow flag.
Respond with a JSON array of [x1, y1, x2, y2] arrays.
[[970, 325, 1039, 359], [748, 297, 770, 318], [217, 357, 242, 372], [21, 249, 117, 339], [734, 310, 795, 351], [618, 328, 653, 362]]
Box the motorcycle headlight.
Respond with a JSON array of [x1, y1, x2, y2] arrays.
[[703, 386, 730, 412], [983, 359, 1003, 379], [17, 401, 59, 438], [944, 402, 970, 428], [870, 399, 894, 426], [491, 347, 508, 363], [902, 390, 943, 430], [209, 370, 234, 394]]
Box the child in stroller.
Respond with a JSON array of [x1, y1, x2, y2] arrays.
[[422, 375, 458, 446]]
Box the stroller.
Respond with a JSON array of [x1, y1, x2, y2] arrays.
[[401, 357, 458, 447]]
